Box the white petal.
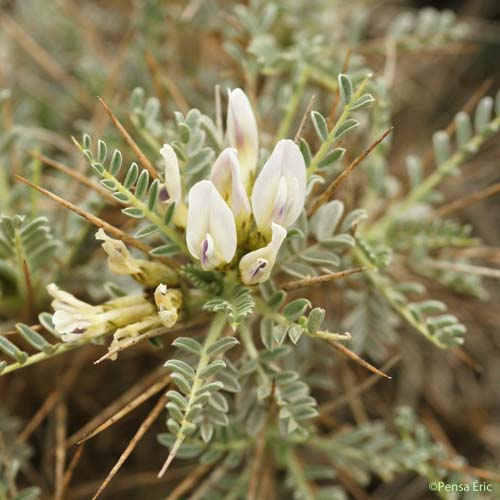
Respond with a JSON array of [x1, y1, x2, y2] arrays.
[[160, 144, 182, 202], [186, 180, 236, 267], [227, 89, 258, 187], [251, 139, 306, 232], [239, 223, 287, 285], [210, 148, 250, 218]]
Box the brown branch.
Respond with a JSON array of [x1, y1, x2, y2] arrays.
[[91, 393, 169, 500], [165, 463, 213, 500], [67, 366, 167, 447], [432, 458, 500, 483], [308, 127, 394, 217], [328, 339, 392, 379], [58, 445, 85, 500], [248, 381, 275, 500], [97, 97, 159, 179], [434, 182, 500, 218], [94, 318, 209, 365], [29, 151, 118, 205], [145, 51, 190, 114], [319, 355, 400, 415], [281, 267, 364, 291], [293, 94, 316, 143], [77, 375, 170, 444], [18, 351, 90, 442], [15, 175, 153, 255], [54, 402, 67, 500]]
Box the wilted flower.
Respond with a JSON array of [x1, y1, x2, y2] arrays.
[[239, 223, 287, 285], [96, 229, 177, 286], [251, 139, 307, 235], [159, 144, 187, 227], [210, 148, 251, 229], [154, 284, 182, 328], [47, 283, 155, 342], [186, 180, 237, 270], [226, 88, 258, 189]]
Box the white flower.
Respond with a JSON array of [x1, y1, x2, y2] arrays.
[[47, 283, 100, 340], [227, 88, 258, 188], [186, 180, 237, 270], [47, 283, 155, 342], [154, 284, 182, 328], [159, 144, 187, 226], [239, 223, 287, 285], [251, 139, 306, 235], [210, 148, 251, 227]]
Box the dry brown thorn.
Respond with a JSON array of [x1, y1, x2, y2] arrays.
[[18, 350, 90, 442], [248, 381, 276, 500], [77, 375, 170, 444], [293, 94, 316, 144], [54, 401, 68, 500], [319, 355, 401, 415], [188, 464, 227, 500], [29, 151, 118, 205], [145, 51, 190, 114], [97, 97, 159, 179], [92, 319, 207, 365], [67, 366, 167, 447], [329, 339, 392, 379], [423, 258, 500, 280], [308, 127, 394, 217], [15, 174, 154, 256], [91, 392, 169, 500], [434, 182, 500, 218], [58, 444, 85, 500], [281, 267, 364, 291], [165, 463, 214, 500], [432, 458, 500, 483]]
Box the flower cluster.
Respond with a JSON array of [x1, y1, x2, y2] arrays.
[[160, 89, 307, 285]]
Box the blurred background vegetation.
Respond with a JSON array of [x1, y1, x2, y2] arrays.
[[0, 0, 499, 498]]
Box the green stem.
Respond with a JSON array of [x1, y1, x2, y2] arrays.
[[308, 73, 371, 176], [159, 312, 226, 476], [285, 448, 315, 500], [239, 322, 269, 388], [276, 67, 309, 141], [372, 115, 500, 237], [1, 341, 85, 376], [353, 246, 445, 348]]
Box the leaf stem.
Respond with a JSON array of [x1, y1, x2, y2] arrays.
[[308, 73, 371, 176], [158, 312, 226, 477]]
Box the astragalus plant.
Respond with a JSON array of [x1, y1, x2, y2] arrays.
[[1, 2, 500, 499]]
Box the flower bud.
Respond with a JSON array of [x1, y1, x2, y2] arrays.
[[154, 284, 182, 328], [159, 144, 187, 227], [227, 88, 259, 188], [210, 148, 251, 229], [251, 139, 306, 235], [239, 223, 287, 285], [186, 180, 237, 270]]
